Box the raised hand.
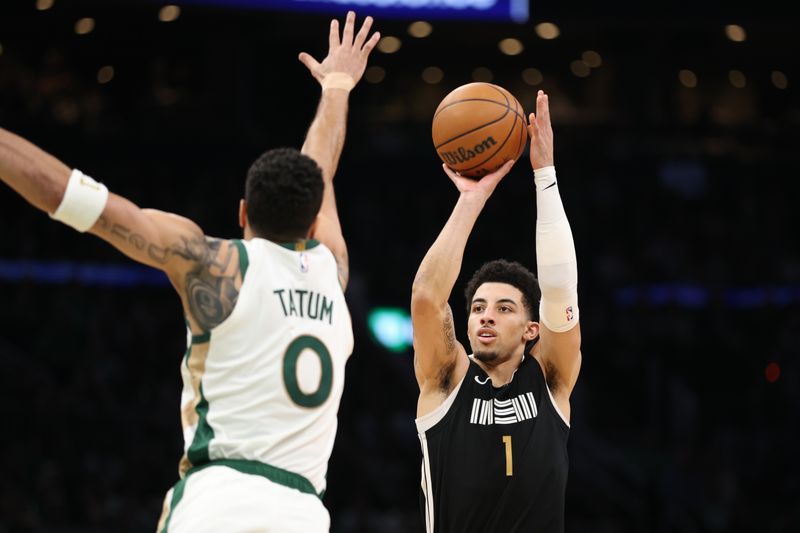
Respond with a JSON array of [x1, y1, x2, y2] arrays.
[[441, 160, 515, 200], [298, 11, 381, 88], [527, 90, 555, 170]]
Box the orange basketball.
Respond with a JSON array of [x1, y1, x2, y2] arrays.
[[432, 82, 527, 179]]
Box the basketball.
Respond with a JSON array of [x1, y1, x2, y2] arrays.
[[432, 82, 528, 179]]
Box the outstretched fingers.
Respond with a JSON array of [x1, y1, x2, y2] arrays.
[[342, 10, 356, 46], [527, 112, 538, 139], [298, 52, 321, 74], [536, 90, 550, 126], [362, 31, 381, 56], [329, 18, 340, 50], [353, 15, 373, 48]]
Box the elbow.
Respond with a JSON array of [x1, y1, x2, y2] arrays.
[[34, 168, 68, 214], [411, 283, 443, 315]]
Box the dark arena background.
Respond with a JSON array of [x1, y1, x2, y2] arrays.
[[1, 1, 798, 531]]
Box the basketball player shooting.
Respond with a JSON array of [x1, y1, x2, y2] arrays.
[[411, 90, 581, 533], [0, 12, 379, 533]]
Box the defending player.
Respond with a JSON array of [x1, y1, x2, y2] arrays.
[[0, 12, 379, 533]]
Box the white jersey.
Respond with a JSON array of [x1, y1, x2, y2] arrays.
[[176, 238, 353, 496]]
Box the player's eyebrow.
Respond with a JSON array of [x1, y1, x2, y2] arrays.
[[471, 298, 518, 305]]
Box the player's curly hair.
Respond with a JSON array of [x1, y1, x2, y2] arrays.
[[245, 148, 324, 241], [464, 259, 541, 321]]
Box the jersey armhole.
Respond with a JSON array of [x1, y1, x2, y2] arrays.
[[545, 383, 571, 430], [232, 239, 249, 281], [415, 375, 466, 434]]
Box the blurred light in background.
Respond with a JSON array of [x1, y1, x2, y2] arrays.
[[729, 69, 746, 88], [422, 66, 443, 84], [377, 36, 402, 54], [36, 0, 54, 11], [178, 0, 528, 22], [765, 362, 781, 383], [582, 50, 602, 68], [159, 5, 181, 22], [471, 67, 493, 82], [570, 59, 590, 78], [771, 70, 788, 89], [679, 69, 698, 88], [522, 67, 542, 86], [408, 21, 432, 38], [367, 307, 413, 353], [75, 17, 95, 35], [0, 260, 168, 287], [365, 65, 386, 84], [97, 65, 114, 84], [725, 24, 747, 42], [535, 22, 560, 40], [498, 38, 524, 56]]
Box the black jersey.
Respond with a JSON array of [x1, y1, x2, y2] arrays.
[[416, 353, 569, 533]]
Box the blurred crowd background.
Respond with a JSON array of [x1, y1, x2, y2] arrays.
[[1, 1, 798, 532]]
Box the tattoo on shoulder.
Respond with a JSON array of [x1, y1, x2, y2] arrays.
[[182, 238, 240, 332], [97, 217, 241, 331]]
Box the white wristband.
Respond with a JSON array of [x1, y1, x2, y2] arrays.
[[322, 72, 355, 92], [49, 169, 109, 232]]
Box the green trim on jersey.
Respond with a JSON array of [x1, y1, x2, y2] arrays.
[[233, 239, 249, 278], [191, 332, 210, 344], [159, 459, 321, 531], [159, 475, 188, 533], [187, 382, 214, 465], [278, 238, 320, 251]]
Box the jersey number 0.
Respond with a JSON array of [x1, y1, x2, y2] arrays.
[[283, 335, 333, 408]]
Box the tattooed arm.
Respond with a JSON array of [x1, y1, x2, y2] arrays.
[[92, 199, 243, 332], [0, 127, 241, 332], [411, 161, 515, 416]]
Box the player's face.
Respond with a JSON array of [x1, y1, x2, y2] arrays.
[[467, 282, 536, 366]]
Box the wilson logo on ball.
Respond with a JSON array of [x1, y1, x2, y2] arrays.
[[438, 136, 498, 166], [432, 82, 527, 179]]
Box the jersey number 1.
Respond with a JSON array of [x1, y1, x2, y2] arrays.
[[502, 435, 513, 476]]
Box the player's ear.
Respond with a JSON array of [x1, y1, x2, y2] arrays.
[[239, 199, 247, 230], [523, 320, 539, 341]]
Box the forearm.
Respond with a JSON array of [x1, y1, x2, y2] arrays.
[[301, 89, 349, 182], [535, 166, 579, 331], [413, 195, 485, 303], [0, 128, 70, 213]]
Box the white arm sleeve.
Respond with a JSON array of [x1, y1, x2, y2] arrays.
[[535, 166, 579, 332]]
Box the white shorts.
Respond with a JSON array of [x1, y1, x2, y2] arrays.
[[157, 463, 330, 533]]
